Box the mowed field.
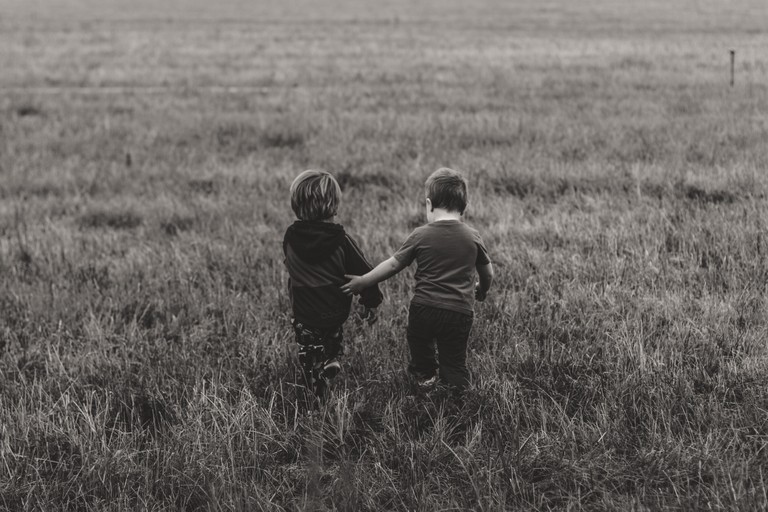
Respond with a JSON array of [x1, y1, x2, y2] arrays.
[[2, 0, 768, 509]]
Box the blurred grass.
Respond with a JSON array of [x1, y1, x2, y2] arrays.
[[2, 0, 768, 510]]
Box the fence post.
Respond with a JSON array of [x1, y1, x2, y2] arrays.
[[730, 49, 735, 87]]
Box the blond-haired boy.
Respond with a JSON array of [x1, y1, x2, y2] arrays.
[[284, 170, 382, 397]]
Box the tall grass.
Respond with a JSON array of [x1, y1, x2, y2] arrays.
[[2, 0, 768, 510]]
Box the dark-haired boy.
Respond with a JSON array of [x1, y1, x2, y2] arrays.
[[342, 168, 493, 391], [284, 169, 382, 398]]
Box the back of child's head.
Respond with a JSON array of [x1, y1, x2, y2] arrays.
[[425, 167, 468, 214], [290, 169, 342, 221]]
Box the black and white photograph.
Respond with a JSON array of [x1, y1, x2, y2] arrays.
[[1, 0, 768, 509]]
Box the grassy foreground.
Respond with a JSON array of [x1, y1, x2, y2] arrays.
[[2, 0, 768, 510]]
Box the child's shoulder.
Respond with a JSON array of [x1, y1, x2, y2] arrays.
[[442, 222, 486, 249], [454, 220, 485, 235], [435, 220, 483, 236], [405, 223, 432, 241]]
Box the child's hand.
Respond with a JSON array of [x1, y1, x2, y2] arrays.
[[356, 306, 378, 326], [474, 282, 487, 302], [341, 274, 366, 296]]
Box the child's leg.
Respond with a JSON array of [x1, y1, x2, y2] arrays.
[[406, 303, 439, 379], [320, 326, 344, 379], [435, 312, 473, 390], [293, 321, 325, 390]]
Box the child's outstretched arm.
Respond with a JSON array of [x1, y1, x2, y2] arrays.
[[342, 233, 384, 309], [475, 262, 494, 301], [341, 257, 407, 296]]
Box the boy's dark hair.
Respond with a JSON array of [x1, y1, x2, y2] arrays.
[[425, 167, 468, 214], [290, 169, 342, 221]]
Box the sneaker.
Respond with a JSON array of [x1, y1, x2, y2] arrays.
[[321, 359, 341, 379], [418, 375, 438, 388]]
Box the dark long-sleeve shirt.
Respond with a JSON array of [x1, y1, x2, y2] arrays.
[[283, 220, 383, 329]]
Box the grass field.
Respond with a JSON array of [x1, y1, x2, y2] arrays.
[[2, 0, 768, 509]]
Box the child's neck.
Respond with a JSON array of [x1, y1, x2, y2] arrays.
[[429, 208, 461, 223]]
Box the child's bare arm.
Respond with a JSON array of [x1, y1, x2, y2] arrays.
[[341, 257, 407, 296], [343, 233, 383, 309], [475, 262, 494, 301]]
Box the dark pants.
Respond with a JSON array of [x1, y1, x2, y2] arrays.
[[292, 320, 344, 396], [407, 303, 474, 390]]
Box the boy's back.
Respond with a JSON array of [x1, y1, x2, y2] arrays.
[[393, 219, 490, 316], [340, 167, 494, 391], [284, 220, 381, 329], [282, 169, 382, 399]]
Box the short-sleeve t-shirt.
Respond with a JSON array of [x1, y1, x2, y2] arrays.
[[392, 219, 491, 315]]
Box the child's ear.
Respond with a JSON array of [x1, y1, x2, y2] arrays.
[[426, 198, 433, 212]]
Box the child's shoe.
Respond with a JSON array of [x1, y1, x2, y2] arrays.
[[417, 375, 438, 388], [321, 359, 341, 379]]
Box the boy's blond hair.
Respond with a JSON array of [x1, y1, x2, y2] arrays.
[[290, 170, 342, 221]]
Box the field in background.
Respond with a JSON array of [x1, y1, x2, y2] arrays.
[[2, 0, 768, 509]]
